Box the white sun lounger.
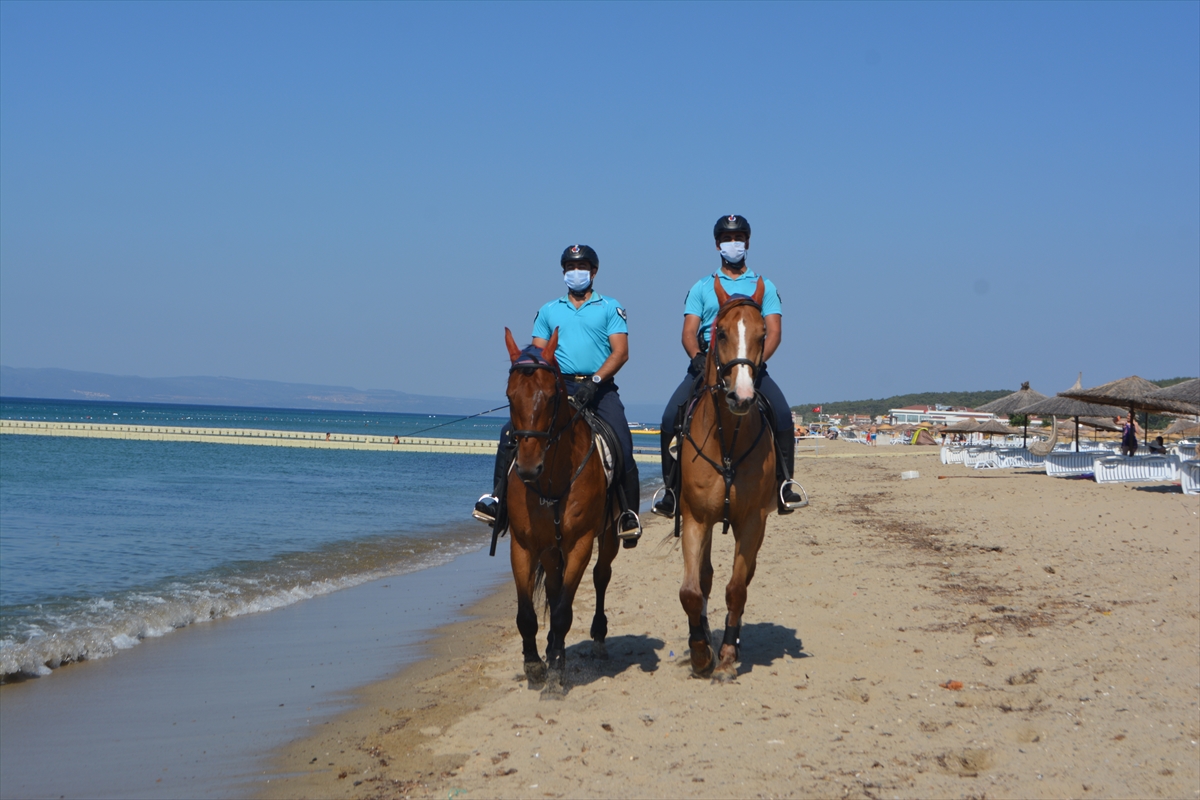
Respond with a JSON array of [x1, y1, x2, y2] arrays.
[[1044, 451, 1100, 477], [962, 447, 998, 468], [1180, 460, 1200, 495], [940, 445, 967, 464], [1092, 455, 1176, 484], [1174, 443, 1197, 462]]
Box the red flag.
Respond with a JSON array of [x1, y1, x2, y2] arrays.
[[813, 406, 822, 413]]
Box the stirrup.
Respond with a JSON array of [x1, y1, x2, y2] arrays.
[[472, 494, 499, 525], [779, 480, 808, 510], [617, 510, 642, 540], [651, 487, 676, 519]]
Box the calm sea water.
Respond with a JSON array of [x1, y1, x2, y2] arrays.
[[0, 398, 506, 679]]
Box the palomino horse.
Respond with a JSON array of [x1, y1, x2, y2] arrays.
[[677, 277, 775, 680], [503, 326, 621, 694]]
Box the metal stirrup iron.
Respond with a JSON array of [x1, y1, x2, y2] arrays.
[[779, 479, 808, 510]]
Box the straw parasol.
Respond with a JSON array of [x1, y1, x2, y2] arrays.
[[1162, 416, 1200, 438], [976, 382, 1048, 415], [1058, 374, 1197, 445], [1019, 374, 1123, 452], [976, 382, 1048, 447], [1144, 378, 1200, 412]]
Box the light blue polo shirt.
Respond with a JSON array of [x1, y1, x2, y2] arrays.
[[684, 269, 782, 346], [532, 291, 628, 375]]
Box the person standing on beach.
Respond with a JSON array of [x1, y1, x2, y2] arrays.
[[473, 244, 643, 543], [652, 214, 804, 518]]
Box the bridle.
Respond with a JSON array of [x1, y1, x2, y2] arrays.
[[507, 349, 567, 446], [709, 296, 765, 394]]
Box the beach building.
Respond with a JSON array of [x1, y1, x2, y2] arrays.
[[888, 405, 994, 426]]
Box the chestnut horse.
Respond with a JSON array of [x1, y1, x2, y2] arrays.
[[677, 277, 776, 680], [503, 326, 621, 694]]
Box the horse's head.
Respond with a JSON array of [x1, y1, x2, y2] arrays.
[[504, 326, 563, 483], [709, 277, 766, 416]]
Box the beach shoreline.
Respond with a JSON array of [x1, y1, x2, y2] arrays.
[[257, 441, 1199, 799]]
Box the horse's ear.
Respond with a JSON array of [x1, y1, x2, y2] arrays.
[[543, 327, 560, 365], [504, 327, 521, 363], [714, 276, 729, 306], [752, 277, 765, 305]]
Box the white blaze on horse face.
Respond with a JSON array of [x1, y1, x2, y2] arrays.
[[733, 318, 754, 400]]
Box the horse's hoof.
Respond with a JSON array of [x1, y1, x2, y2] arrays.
[[689, 644, 715, 678], [712, 662, 739, 683], [524, 659, 547, 685], [591, 640, 608, 660], [540, 669, 567, 699]]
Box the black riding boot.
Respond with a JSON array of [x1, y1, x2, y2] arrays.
[[775, 426, 804, 514], [474, 428, 517, 524], [618, 462, 642, 547]]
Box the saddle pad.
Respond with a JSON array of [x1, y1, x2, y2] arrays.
[[594, 434, 614, 487]]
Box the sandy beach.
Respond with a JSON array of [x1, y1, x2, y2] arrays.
[[259, 440, 1200, 799]]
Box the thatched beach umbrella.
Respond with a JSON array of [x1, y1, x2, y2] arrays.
[[1019, 378, 1122, 452], [974, 419, 1020, 442], [1162, 416, 1200, 438], [1058, 374, 1197, 445], [1144, 378, 1200, 413], [976, 382, 1048, 446]]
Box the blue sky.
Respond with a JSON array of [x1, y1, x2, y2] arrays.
[[2, 1, 1197, 408]]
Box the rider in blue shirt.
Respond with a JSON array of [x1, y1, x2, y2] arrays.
[[653, 215, 804, 518], [474, 244, 643, 544]]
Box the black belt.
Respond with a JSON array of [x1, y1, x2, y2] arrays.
[[564, 374, 594, 383]]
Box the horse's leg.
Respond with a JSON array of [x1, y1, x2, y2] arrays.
[[679, 509, 716, 678], [590, 510, 619, 659], [714, 511, 767, 682], [542, 535, 594, 696], [510, 538, 546, 684]]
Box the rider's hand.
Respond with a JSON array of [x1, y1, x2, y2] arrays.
[[690, 352, 707, 375], [571, 380, 597, 410]]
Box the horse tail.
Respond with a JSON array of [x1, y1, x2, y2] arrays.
[[532, 559, 552, 619]]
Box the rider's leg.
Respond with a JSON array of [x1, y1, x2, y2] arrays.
[[474, 422, 516, 524], [757, 370, 804, 511], [655, 366, 701, 517], [593, 385, 642, 542]]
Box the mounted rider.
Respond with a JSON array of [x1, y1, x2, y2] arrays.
[[474, 244, 643, 544], [653, 214, 805, 518]]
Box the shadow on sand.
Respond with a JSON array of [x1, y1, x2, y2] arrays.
[[558, 633, 665, 690], [717, 620, 810, 672]]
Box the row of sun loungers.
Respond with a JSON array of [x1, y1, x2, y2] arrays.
[[940, 442, 1199, 490]]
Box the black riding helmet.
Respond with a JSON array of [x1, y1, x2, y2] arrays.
[[560, 244, 599, 270], [713, 214, 751, 241]]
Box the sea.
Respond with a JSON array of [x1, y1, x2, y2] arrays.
[[0, 397, 509, 680]]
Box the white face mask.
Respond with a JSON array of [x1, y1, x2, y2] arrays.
[[564, 269, 593, 292], [719, 241, 747, 264]]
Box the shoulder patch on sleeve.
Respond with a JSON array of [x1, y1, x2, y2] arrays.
[[616, 307, 627, 321]]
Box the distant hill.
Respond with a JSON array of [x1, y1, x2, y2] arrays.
[[790, 390, 1012, 422], [0, 366, 504, 416], [792, 378, 1196, 423]]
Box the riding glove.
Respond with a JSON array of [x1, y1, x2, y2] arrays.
[[570, 380, 597, 409], [690, 352, 707, 375]]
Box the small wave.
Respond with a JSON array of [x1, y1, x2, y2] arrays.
[[1, 533, 481, 680]]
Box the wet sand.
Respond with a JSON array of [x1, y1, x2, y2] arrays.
[[261, 440, 1199, 799]]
